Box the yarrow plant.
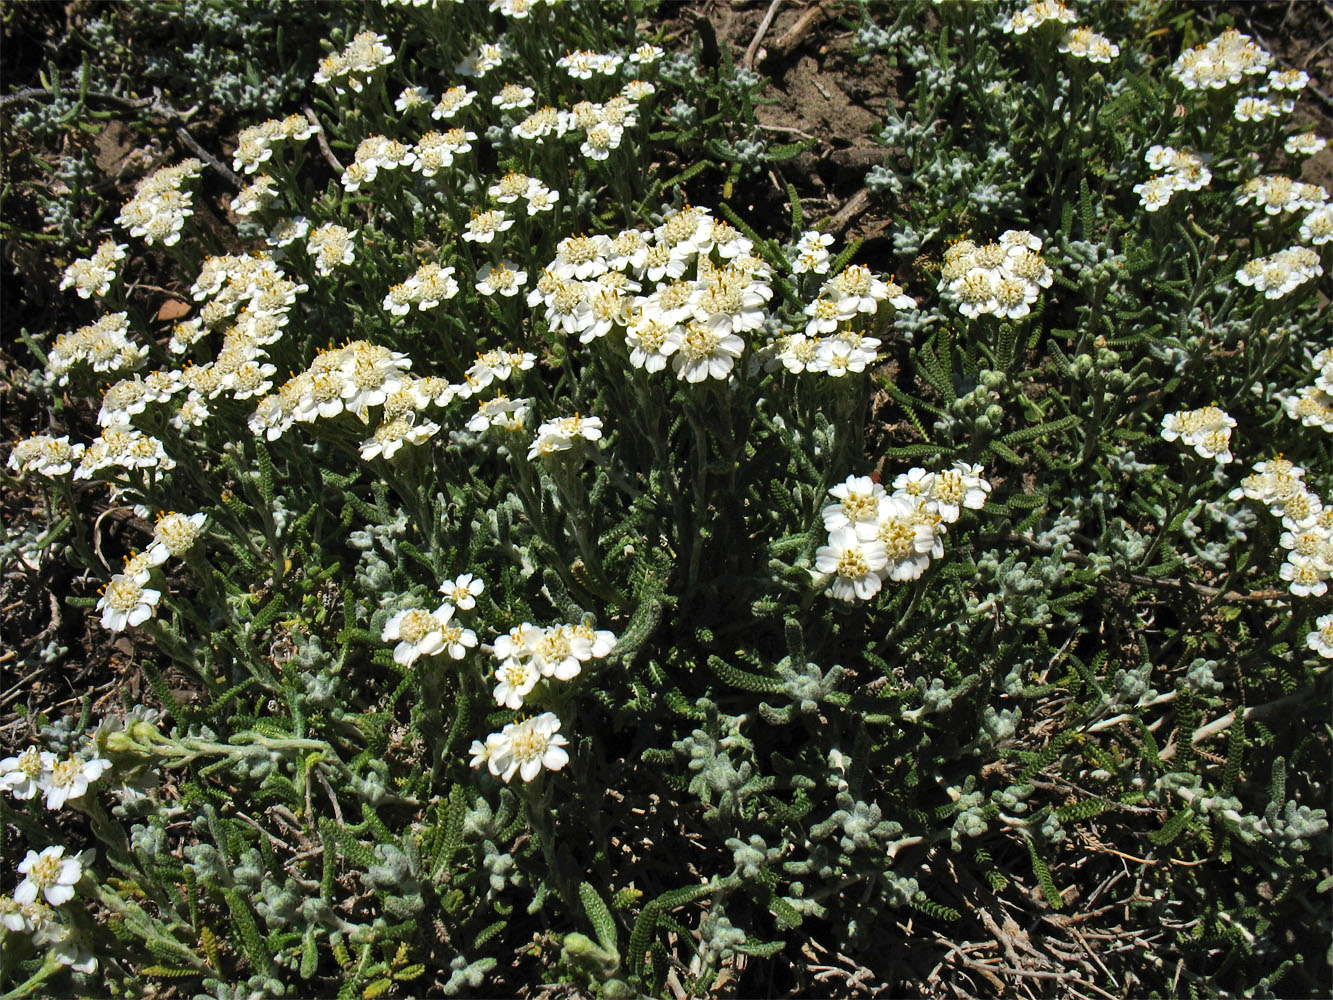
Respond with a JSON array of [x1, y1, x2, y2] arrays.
[[4, 3, 1331, 998]]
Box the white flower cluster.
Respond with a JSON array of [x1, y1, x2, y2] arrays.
[[44, 312, 145, 386], [1285, 132, 1328, 157], [1234, 246, 1323, 299], [59, 240, 127, 299], [813, 465, 991, 603], [7, 434, 84, 479], [1233, 94, 1291, 123], [313, 30, 395, 94], [1300, 204, 1333, 245], [513, 91, 642, 162], [528, 413, 604, 459], [72, 422, 174, 487], [252, 340, 448, 462], [341, 133, 423, 190], [790, 230, 834, 274], [488, 620, 616, 709], [1230, 458, 1332, 598], [938, 231, 1053, 319], [1170, 29, 1272, 91], [470, 712, 569, 784], [1235, 175, 1328, 216], [1280, 348, 1333, 434], [1, 745, 111, 811], [114, 158, 203, 247], [383, 261, 460, 315], [381, 584, 481, 666], [93, 511, 206, 632], [1, 846, 97, 973], [230, 173, 280, 216], [306, 223, 357, 276], [231, 114, 320, 174], [1001, 0, 1077, 35], [525, 206, 907, 384], [457, 39, 511, 79], [556, 48, 623, 79], [1058, 26, 1120, 63], [1160, 405, 1236, 463], [1134, 145, 1212, 211]]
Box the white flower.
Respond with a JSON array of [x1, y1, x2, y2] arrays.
[[438, 573, 485, 611], [814, 527, 889, 602], [381, 607, 448, 666], [671, 320, 745, 383], [0, 747, 51, 801], [432, 85, 477, 120], [96, 572, 162, 631], [395, 86, 433, 112], [14, 846, 84, 907], [433, 603, 478, 659], [40, 753, 111, 811], [1308, 614, 1333, 658], [931, 462, 991, 522], [485, 713, 570, 783], [528, 414, 604, 459], [1285, 132, 1327, 157], [476, 261, 527, 297], [145, 511, 206, 565], [493, 656, 541, 709], [1280, 553, 1329, 598], [463, 209, 513, 244], [823, 476, 886, 538]]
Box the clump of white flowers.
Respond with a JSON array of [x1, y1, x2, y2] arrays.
[[937, 231, 1053, 319], [1235, 175, 1328, 216], [1058, 26, 1120, 63], [470, 712, 570, 784], [1170, 29, 1272, 91], [114, 158, 203, 248], [1001, 0, 1077, 36], [45, 312, 145, 386], [1, 744, 111, 811], [1280, 348, 1333, 434], [1229, 457, 1332, 598], [59, 240, 127, 299], [1135, 145, 1212, 211], [313, 29, 395, 94], [1234, 246, 1323, 300], [814, 465, 992, 603], [1160, 404, 1236, 463], [231, 114, 320, 174], [488, 619, 617, 709], [7, 434, 84, 479]]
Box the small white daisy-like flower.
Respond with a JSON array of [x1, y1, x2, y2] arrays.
[[485, 712, 570, 783], [462, 209, 514, 244], [145, 512, 206, 565], [671, 320, 745, 383], [395, 85, 433, 112], [815, 527, 889, 602], [39, 753, 111, 811], [96, 572, 162, 631], [381, 607, 449, 666], [438, 573, 484, 611], [14, 846, 84, 907], [1280, 553, 1329, 598], [493, 656, 541, 709], [1285, 132, 1327, 157], [476, 261, 528, 297], [1308, 614, 1333, 658], [0, 747, 51, 801]]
